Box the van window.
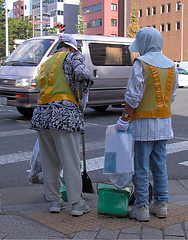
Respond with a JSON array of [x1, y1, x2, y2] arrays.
[[89, 43, 131, 66], [4, 39, 55, 66]]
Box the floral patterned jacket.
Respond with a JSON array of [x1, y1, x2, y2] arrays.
[[30, 50, 93, 132]]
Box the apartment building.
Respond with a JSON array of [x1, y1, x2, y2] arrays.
[[130, 0, 188, 61], [32, 0, 79, 36], [81, 0, 130, 37], [13, 0, 32, 18], [13, 0, 24, 18]]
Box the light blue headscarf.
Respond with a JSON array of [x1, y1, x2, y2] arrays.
[[129, 27, 174, 68]]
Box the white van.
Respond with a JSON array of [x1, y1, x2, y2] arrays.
[[0, 34, 136, 116]]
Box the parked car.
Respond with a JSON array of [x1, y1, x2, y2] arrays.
[[177, 67, 188, 88], [0, 34, 137, 117]]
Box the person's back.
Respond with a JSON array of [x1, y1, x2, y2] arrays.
[[116, 27, 179, 222], [30, 34, 93, 216]]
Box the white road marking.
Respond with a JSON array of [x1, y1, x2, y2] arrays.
[[178, 161, 188, 167], [166, 141, 188, 154], [0, 129, 35, 137], [1, 141, 188, 171]]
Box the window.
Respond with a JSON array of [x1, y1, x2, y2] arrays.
[[83, 3, 102, 14], [139, 9, 142, 17], [167, 3, 171, 12], [111, 19, 117, 26], [152, 25, 156, 28], [111, 3, 117, 11], [176, 1, 181, 10], [17, 4, 20, 8], [160, 24, 164, 32], [161, 4, 165, 13], [176, 21, 180, 30], [147, 7, 150, 16], [84, 19, 102, 28], [167, 23, 171, 31], [57, 10, 63, 15], [89, 43, 132, 66], [152, 6, 156, 15]]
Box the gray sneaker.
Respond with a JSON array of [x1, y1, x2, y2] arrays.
[[50, 199, 66, 213], [128, 205, 150, 222], [149, 202, 168, 218], [71, 198, 90, 216]]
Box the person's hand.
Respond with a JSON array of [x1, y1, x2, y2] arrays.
[[79, 92, 89, 111], [116, 117, 129, 132]]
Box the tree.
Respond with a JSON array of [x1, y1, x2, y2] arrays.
[[48, 27, 57, 35], [128, 2, 139, 38], [76, 0, 84, 34], [0, 0, 5, 59], [8, 16, 33, 53]]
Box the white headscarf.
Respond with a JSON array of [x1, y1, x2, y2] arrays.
[[129, 27, 174, 68]]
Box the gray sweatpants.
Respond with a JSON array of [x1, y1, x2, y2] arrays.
[[37, 129, 82, 204]]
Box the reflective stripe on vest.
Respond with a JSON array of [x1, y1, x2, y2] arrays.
[[129, 62, 175, 122], [37, 51, 78, 105]]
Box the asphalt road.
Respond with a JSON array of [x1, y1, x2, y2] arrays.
[[0, 88, 188, 189]]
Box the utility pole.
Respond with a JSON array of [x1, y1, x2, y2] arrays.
[[5, 0, 9, 57], [40, 0, 43, 36], [180, 3, 183, 62]]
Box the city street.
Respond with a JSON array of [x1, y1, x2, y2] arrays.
[[0, 88, 188, 189]]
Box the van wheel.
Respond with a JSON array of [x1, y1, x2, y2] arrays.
[[17, 107, 34, 118], [92, 105, 109, 112]]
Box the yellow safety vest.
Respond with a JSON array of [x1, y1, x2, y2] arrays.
[[130, 60, 175, 122], [35, 51, 78, 105]]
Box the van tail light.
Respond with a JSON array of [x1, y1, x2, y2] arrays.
[[17, 94, 26, 98]]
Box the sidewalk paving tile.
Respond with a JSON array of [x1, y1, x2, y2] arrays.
[[118, 233, 140, 239], [164, 223, 185, 237], [95, 228, 120, 239], [144, 204, 188, 229], [142, 226, 163, 239], [25, 204, 188, 236], [26, 207, 139, 235]]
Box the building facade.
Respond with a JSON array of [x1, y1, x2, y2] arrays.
[[13, 0, 32, 18], [32, 0, 79, 36], [13, 0, 24, 18], [81, 0, 130, 37], [130, 0, 188, 61]]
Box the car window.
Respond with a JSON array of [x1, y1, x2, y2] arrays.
[[5, 39, 55, 66], [89, 43, 131, 66], [178, 68, 188, 75]]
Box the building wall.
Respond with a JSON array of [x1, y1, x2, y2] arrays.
[[24, 0, 32, 17], [32, 0, 79, 36], [130, 0, 188, 61], [13, 0, 24, 18], [81, 0, 119, 36]]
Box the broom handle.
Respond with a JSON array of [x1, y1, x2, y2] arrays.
[[81, 130, 87, 171], [78, 85, 87, 172]]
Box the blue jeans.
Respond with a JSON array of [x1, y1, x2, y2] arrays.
[[133, 140, 168, 207]]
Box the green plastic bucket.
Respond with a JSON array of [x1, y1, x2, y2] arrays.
[[98, 183, 130, 217], [60, 177, 68, 202]]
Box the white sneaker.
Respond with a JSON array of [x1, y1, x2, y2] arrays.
[[128, 205, 150, 222], [71, 198, 90, 216], [50, 199, 66, 213], [150, 202, 168, 218]]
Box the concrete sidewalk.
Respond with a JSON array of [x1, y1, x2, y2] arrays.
[[0, 179, 188, 239]]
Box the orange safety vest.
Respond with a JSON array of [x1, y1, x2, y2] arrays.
[[130, 60, 175, 122], [35, 51, 78, 105]]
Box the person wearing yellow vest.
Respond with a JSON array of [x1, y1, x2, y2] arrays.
[[116, 27, 179, 221], [30, 34, 93, 216]]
